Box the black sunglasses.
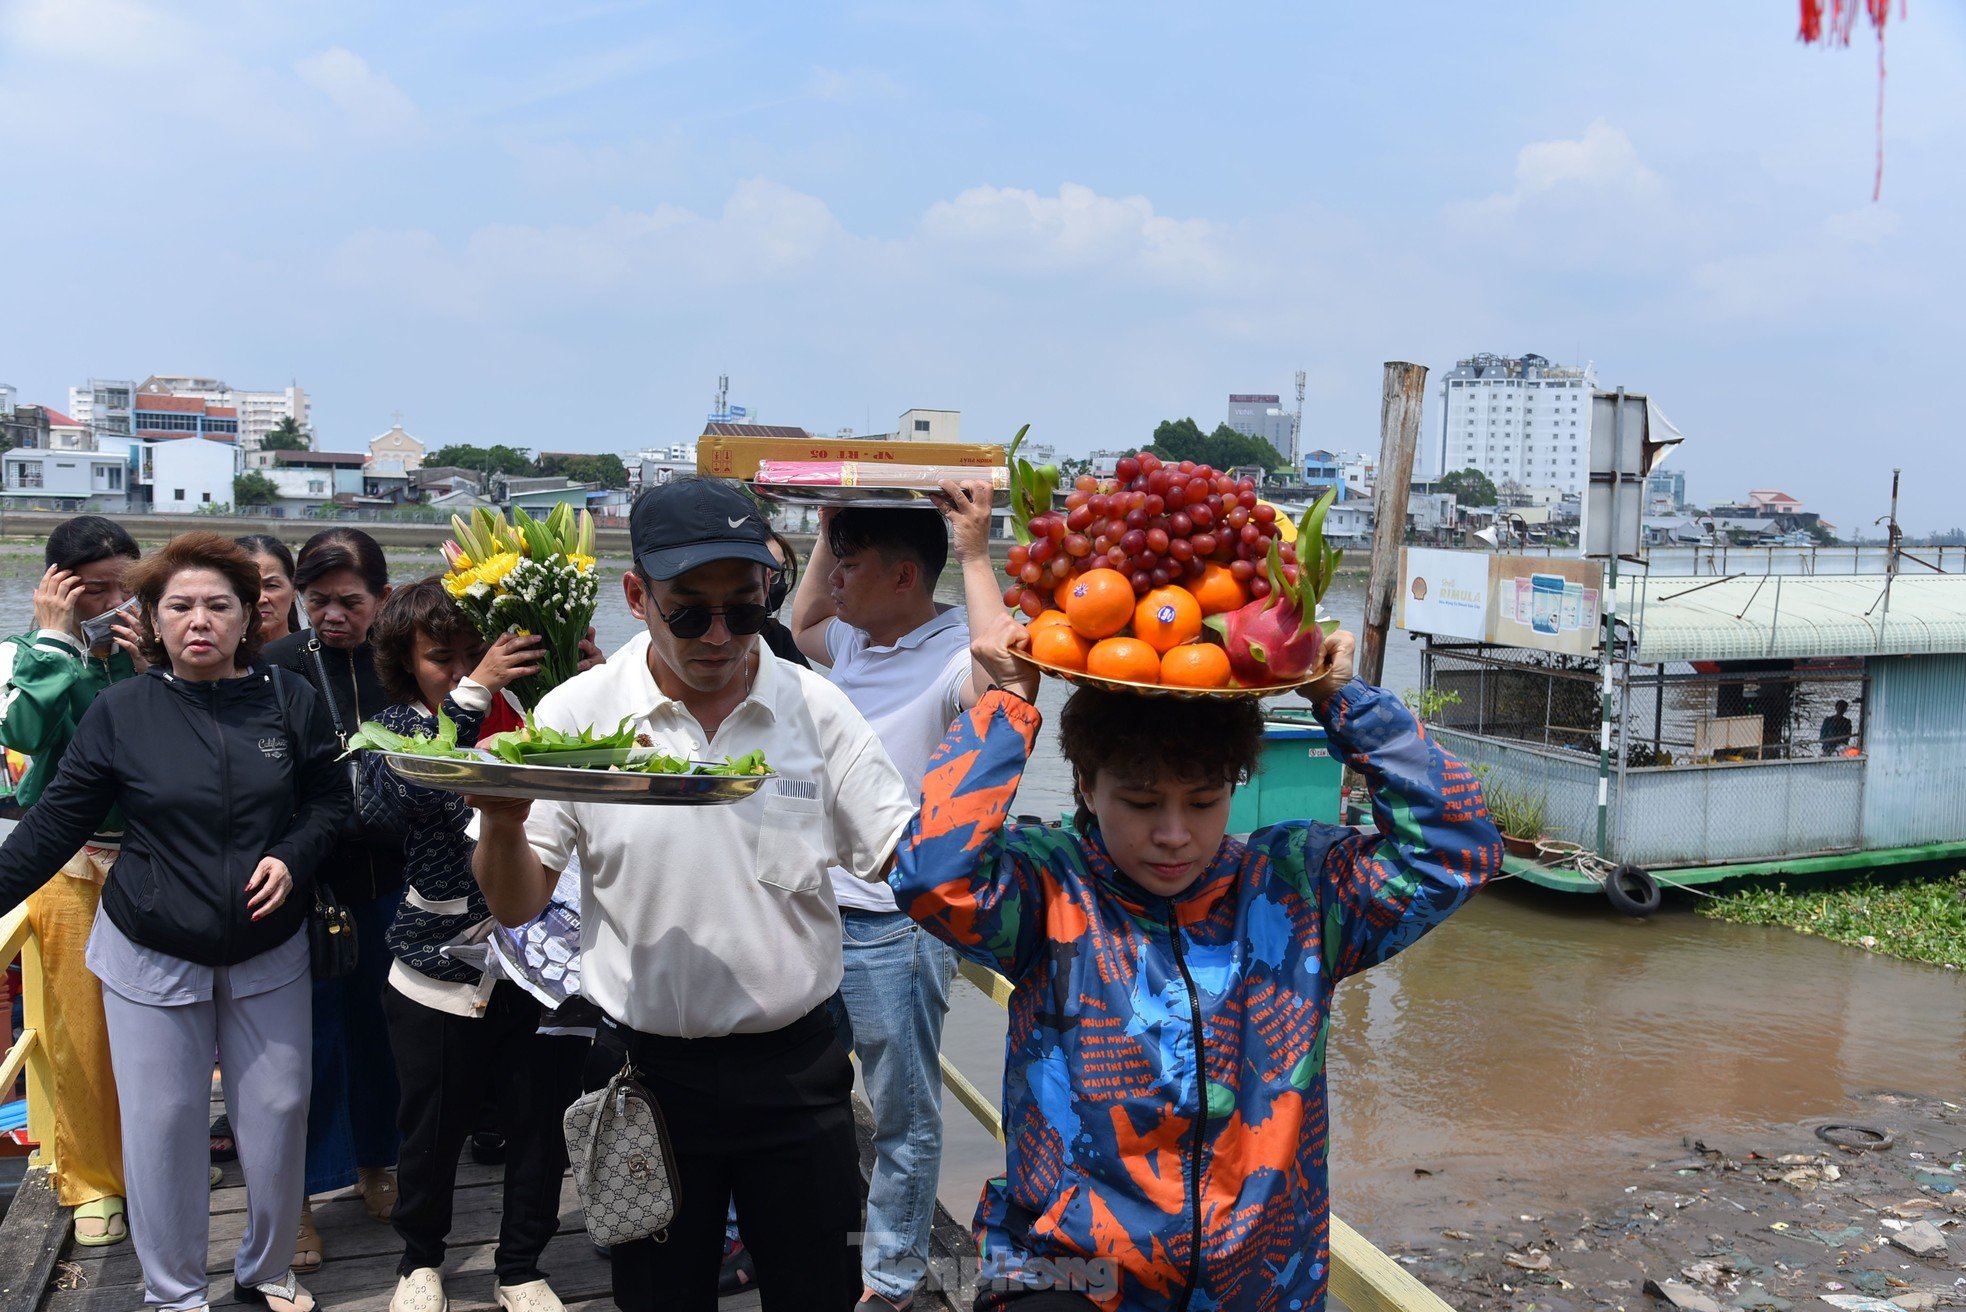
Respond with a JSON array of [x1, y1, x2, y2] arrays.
[[650, 598, 770, 640]]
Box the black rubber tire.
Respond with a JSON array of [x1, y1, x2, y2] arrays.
[[1603, 864, 1662, 917], [1815, 1122, 1895, 1151]]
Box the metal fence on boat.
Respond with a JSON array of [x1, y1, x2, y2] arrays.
[[1420, 642, 1875, 869], [1431, 729, 1601, 852], [1615, 756, 1866, 867]]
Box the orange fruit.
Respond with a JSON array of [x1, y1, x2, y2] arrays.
[[1086, 636, 1162, 684], [1161, 642, 1232, 689], [1191, 563, 1246, 616], [1029, 623, 1092, 672], [1131, 586, 1203, 654], [1052, 577, 1077, 611], [1029, 608, 1072, 635], [1062, 568, 1135, 640]]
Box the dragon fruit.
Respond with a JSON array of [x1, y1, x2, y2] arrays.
[[1203, 487, 1343, 686]]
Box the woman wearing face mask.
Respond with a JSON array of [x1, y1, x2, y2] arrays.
[[0, 532, 347, 1312], [235, 534, 301, 645], [264, 528, 402, 1270]]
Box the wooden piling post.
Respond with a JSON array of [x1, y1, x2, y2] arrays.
[[1360, 362, 1428, 688]]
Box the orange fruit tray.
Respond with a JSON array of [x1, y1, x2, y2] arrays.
[[1010, 650, 1313, 702]]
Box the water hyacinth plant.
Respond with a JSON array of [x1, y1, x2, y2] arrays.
[[441, 504, 599, 708]]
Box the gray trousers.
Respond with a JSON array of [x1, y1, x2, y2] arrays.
[[101, 962, 312, 1310]]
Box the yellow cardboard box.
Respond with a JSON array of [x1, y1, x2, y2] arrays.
[[696, 435, 1006, 480]]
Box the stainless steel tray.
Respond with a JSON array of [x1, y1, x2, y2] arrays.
[[378, 749, 772, 806], [746, 482, 1009, 509]]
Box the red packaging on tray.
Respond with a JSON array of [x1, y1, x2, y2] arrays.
[[754, 460, 1008, 489]]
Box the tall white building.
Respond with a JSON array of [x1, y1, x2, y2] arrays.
[[67, 379, 138, 436], [1224, 394, 1294, 455], [1435, 352, 1597, 496], [72, 374, 311, 457]]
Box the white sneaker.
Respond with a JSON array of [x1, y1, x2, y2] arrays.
[[390, 1268, 447, 1312], [494, 1279, 565, 1312]]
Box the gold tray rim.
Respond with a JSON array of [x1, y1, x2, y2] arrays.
[[1010, 649, 1313, 702]]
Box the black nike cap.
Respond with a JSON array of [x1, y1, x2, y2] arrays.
[[630, 478, 779, 581]]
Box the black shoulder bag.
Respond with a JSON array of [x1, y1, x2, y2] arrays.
[[270, 665, 358, 981]]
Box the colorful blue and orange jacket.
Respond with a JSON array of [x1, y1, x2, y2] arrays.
[[891, 680, 1501, 1312]]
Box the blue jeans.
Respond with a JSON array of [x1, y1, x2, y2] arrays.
[[828, 909, 956, 1302], [305, 885, 402, 1195]]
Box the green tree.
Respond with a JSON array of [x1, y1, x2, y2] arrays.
[[538, 452, 629, 488], [1436, 467, 1499, 508], [1060, 455, 1092, 482], [233, 472, 280, 506], [426, 444, 537, 477], [1147, 419, 1285, 472], [1805, 521, 1838, 546], [260, 417, 310, 452]]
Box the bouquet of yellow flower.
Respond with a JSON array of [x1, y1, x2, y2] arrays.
[[441, 504, 599, 708]]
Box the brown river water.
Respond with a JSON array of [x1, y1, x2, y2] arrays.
[[5, 547, 1961, 1241]]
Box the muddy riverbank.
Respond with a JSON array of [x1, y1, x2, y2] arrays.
[[1385, 1089, 1966, 1311]]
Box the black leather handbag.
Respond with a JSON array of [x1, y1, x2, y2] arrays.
[[270, 665, 359, 981], [309, 883, 360, 981]]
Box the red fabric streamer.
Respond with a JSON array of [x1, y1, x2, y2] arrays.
[[1797, 0, 1904, 199]]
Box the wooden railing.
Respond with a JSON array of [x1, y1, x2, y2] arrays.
[[939, 958, 1456, 1312], [0, 901, 55, 1175]]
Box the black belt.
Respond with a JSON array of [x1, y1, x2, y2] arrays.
[[596, 1000, 833, 1057]]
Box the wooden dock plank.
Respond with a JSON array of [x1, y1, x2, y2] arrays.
[[37, 1089, 948, 1312]]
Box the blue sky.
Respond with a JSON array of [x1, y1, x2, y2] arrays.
[[2, 1, 1961, 534]]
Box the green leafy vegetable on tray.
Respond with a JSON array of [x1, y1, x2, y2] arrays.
[[343, 708, 464, 757], [479, 714, 640, 765], [342, 709, 770, 776]]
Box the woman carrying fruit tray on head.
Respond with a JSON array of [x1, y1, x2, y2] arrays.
[[895, 465, 1503, 1312]]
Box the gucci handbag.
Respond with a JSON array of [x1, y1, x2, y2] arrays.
[[563, 1064, 678, 1246]]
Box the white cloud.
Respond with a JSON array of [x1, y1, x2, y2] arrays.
[[1444, 120, 1680, 270], [1, 0, 192, 67], [807, 66, 904, 102], [1454, 119, 1667, 224], [327, 178, 1248, 316], [295, 48, 424, 139], [920, 182, 1228, 287], [327, 178, 855, 315], [1691, 204, 1910, 321]]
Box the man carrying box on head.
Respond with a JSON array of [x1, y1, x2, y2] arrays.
[[468, 476, 917, 1312], [787, 481, 1006, 1311]]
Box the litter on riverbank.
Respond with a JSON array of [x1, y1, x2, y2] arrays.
[[1696, 874, 1966, 971], [1389, 1091, 1966, 1312]]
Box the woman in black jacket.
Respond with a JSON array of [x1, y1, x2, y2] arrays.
[[262, 528, 403, 1261], [0, 532, 347, 1312]]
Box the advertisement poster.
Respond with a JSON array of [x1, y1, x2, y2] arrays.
[[1398, 548, 1492, 640], [1399, 550, 1603, 654], [1491, 556, 1601, 654]]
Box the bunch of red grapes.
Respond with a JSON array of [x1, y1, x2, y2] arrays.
[[1001, 452, 1300, 618]]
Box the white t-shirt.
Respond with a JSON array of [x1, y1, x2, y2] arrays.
[[823, 609, 972, 912], [521, 631, 915, 1037]]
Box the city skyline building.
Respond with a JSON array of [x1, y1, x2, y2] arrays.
[[69, 373, 311, 457], [1224, 393, 1294, 455], [1434, 351, 1598, 496]]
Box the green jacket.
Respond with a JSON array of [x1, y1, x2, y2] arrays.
[[0, 628, 138, 832]]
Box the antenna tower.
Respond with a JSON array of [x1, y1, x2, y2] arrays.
[[1289, 369, 1307, 469]]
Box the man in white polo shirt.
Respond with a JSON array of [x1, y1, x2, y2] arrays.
[[471, 477, 915, 1312], [789, 481, 1002, 1311]]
